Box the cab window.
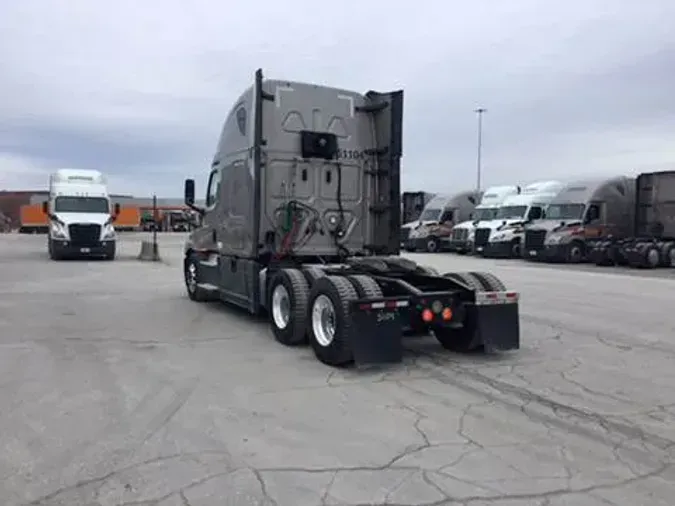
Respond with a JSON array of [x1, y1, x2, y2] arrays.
[[206, 168, 221, 208], [439, 209, 454, 223], [527, 206, 543, 220], [584, 203, 601, 223]]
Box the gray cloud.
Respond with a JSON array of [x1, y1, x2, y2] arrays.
[[1, 0, 674, 196]]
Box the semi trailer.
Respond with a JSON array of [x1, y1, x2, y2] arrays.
[[446, 185, 521, 254], [404, 190, 480, 252], [181, 69, 521, 368], [589, 170, 675, 269], [523, 175, 635, 263]]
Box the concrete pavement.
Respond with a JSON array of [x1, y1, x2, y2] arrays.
[[0, 233, 673, 505]]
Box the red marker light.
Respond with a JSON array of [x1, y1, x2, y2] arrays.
[[421, 309, 434, 322]]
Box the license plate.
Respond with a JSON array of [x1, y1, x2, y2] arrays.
[[80, 247, 91, 253], [529, 250, 537, 256]]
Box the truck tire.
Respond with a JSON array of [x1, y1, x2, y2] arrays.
[[442, 271, 483, 291], [415, 265, 440, 276], [433, 271, 497, 353], [468, 271, 508, 292], [425, 236, 440, 253], [346, 274, 383, 299], [302, 266, 326, 285], [184, 255, 213, 302], [566, 241, 584, 263], [48, 238, 62, 261], [307, 276, 358, 367], [661, 241, 675, 267], [644, 244, 661, 269], [268, 268, 310, 346]]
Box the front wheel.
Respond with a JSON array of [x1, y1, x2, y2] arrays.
[[184, 255, 211, 302], [426, 236, 440, 253]]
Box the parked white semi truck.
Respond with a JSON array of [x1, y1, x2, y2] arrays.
[[43, 169, 120, 260], [474, 180, 564, 257], [445, 185, 521, 254], [483, 181, 565, 258]]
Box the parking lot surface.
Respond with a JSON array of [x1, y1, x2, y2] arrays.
[[1, 233, 674, 506]]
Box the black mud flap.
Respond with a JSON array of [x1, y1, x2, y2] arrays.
[[348, 298, 408, 365], [468, 292, 520, 352]]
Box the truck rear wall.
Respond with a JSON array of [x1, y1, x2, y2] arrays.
[[259, 80, 401, 257], [635, 171, 675, 238]]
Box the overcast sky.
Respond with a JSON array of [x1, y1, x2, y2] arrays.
[[1, 0, 674, 197]]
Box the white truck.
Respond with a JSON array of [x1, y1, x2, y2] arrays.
[[445, 185, 521, 254], [477, 180, 565, 257], [43, 169, 120, 260]]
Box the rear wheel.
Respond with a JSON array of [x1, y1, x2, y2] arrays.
[[307, 276, 358, 367], [268, 268, 310, 346], [432, 271, 504, 352]]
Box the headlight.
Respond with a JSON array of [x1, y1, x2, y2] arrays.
[[102, 224, 116, 240], [50, 222, 68, 239], [546, 235, 561, 245]]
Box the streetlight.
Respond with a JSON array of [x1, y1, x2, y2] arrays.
[[474, 107, 487, 192]]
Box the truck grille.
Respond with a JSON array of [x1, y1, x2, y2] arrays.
[[69, 224, 101, 246], [524, 229, 547, 252], [474, 228, 491, 248], [452, 228, 468, 241], [400, 227, 411, 243]]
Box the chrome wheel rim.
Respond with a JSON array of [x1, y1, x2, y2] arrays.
[[186, 262, 197, 293], [271, 284, 291, 330], [312, 294, 336, 347]]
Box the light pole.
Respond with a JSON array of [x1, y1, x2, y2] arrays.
[[474, 107, 487, 192]]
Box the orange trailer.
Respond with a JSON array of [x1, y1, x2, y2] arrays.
[[114, 206, 141, 231], [19, 203, 49, 234]]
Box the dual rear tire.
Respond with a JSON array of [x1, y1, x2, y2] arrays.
[[268, 269, 382, 367]]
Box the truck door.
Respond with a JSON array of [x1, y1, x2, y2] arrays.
[[583, 202, 605, 238]]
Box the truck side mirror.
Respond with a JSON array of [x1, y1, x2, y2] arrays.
[[112, 203, 121, 221], [184, 179, 196, 205], [42, 201, 48, 215]]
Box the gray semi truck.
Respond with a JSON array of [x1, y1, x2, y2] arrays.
[[181, 69, 521, 368], [523, 175, 635, 263], [589, 170, 675, 269]]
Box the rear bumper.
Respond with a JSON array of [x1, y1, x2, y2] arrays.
[[348, 292, 520, 364], [52, 238, 115, 258]]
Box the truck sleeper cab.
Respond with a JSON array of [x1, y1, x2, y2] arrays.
[[447, 185, 521, 254], [405, 191, 480, 253], [182, 69, 521, 368], [400, 191, 435, 246], [44, 169, 120, 261], [483, 181, 565, 258], [523, 176, 635, 263]]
